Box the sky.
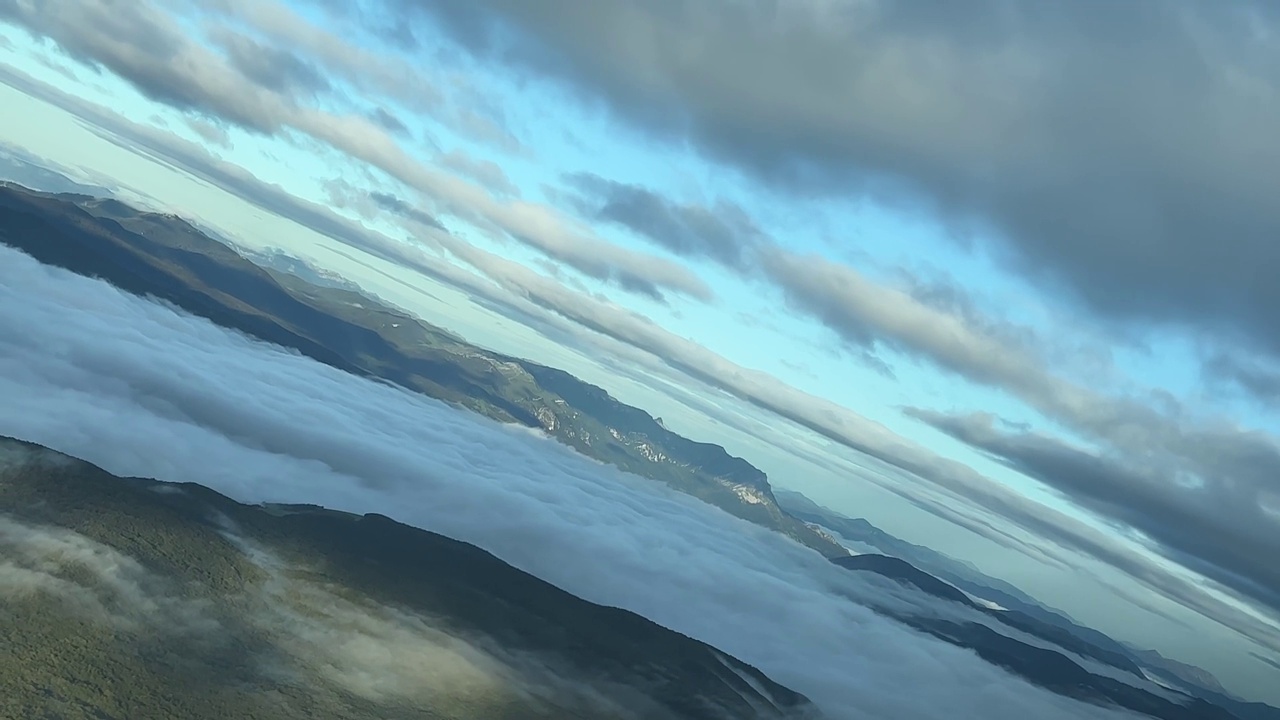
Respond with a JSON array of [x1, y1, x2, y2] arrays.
[[0, 0, 1279, 705]]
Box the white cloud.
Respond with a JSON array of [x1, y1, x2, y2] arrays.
[[0, 242, 1141, 719], [0, 513, 221, 636]]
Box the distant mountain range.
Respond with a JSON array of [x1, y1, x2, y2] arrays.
[[0, 180, 843, 559], [3, 178, 1278, 719], [0, 435, 814, 719], [779, 490, 1280, 720]]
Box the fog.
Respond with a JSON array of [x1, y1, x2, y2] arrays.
[[0, 243, 1138, 719]]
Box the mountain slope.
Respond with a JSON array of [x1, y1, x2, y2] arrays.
[[0, 181, 844, 558], [0, 435, 816, 720]]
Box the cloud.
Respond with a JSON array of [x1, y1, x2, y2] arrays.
[[0, 243, 1146, 720], [201, 0, 521, 152], [761, 246, 1280, 619], [369, 190, 446, 230], [0, 513, 220, 636], [0, 0, 293, 132], [392, 0, 1280, 356], [5, 60, 1274, 696], [1253, 651, 1280, 674], [564, 173, 763, 268], [907, 409, 1280, 617], [0, 6, 710, 302]]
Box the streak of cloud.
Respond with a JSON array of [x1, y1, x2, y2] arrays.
[[0, 2, 709, 302]]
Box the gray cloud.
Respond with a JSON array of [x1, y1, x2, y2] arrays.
[[440, 149, 519, 197], [391, 0, 1280, 355], [0, 243, 1148, 720], [760, 247, 1066, 394], [564, 173, 762, 268], [0, 4, 710, 303], [908, 409, 1280, 616], [367, 106, 408, 135], [760, 245, 1280, 621], [1204, 352, 1280, 404], [369, 190, 446, 230], [0, 0, 292, 132], [1253, 652, 1280, 674], [208, 27, 330, 97]]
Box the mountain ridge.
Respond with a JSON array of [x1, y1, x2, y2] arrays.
[[0, 180, 840, 558], [0, 434, 817, 720]]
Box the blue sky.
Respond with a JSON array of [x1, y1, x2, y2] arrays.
[[2, 0, 1280, 702]]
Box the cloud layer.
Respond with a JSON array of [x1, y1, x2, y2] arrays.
[[3, 66, 1270, 672], [396, 0, 1280, 353], [0, 244, 1145, 719]]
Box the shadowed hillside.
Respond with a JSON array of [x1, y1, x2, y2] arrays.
[[0, 435, 817, 720]]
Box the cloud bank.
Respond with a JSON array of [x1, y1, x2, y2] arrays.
[[0, 243, 1143, 719]]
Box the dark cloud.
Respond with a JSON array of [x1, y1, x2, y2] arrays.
[[0, 8, 708, 303], [760, 243, 1280, 629], [565, 173, 762, 268], [392, 0, 1280, 355], [367, 106, 408, 135], [209, 29, 330, 97], [369, 190, 446, 230], [907, 409, 1280, 619], [439, 150, 518, 197]]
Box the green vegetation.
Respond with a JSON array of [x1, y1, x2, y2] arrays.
[[0, 437, 814, 720]]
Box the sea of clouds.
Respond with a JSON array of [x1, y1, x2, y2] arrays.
[[0, 243, 1140, 720]]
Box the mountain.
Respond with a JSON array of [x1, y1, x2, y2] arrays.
[[0, 180, 844, 559], [779, 490, 1280, 719], [0, 435, 816, 720], [831, 555, 1241, 720], [1129, 649, 1228, 695]]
